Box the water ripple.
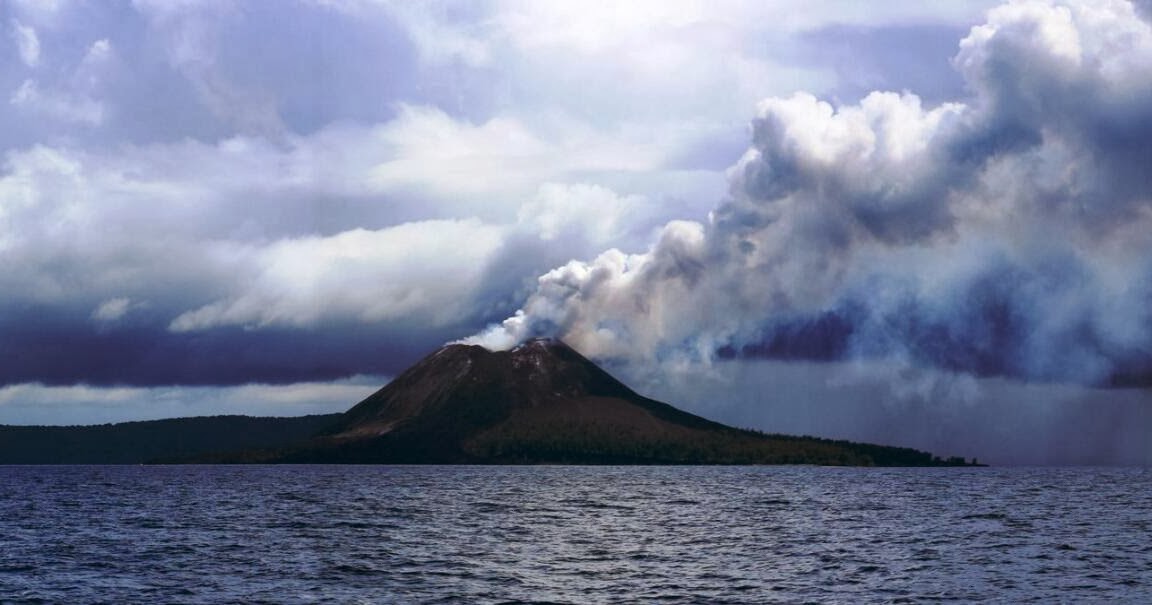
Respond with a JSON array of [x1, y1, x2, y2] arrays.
[[0, 466, 1149, 603]]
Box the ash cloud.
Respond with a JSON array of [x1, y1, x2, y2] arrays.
[[469, 0, 1152, 389]]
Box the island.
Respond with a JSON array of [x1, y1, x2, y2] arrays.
[[0, 339, 981, 466]]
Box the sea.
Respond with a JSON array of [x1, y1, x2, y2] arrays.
[[1, 465, 1149, 604]]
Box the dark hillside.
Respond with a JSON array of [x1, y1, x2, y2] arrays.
[[0, 414, 340, 463]]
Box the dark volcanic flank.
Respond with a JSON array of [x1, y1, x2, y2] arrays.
[[221, 339, 974, 466]]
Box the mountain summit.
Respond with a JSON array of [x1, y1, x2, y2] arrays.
[[330, 338, 647, 439], [239, 339, 973, 465]]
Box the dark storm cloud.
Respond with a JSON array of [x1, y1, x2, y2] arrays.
[[0, 281, 397, 394], [0, 301, 488, 387], [470, 0, 1152, 389]]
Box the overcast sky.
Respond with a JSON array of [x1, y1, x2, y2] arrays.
[[1, 1, 1149, 464]]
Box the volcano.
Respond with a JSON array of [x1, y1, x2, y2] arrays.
[[225, 338, 973, 466]]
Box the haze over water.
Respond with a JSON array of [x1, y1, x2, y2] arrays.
[[3, 465, 1149, 603]]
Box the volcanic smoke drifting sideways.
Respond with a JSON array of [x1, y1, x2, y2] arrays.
[[469, 0, 1152, 390], [461, 1, 1152, 465]]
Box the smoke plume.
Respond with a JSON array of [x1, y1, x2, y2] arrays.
[[469, 0, 1152, 389]]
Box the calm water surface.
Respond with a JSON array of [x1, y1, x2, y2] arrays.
[[1, 465, 1149, 603]]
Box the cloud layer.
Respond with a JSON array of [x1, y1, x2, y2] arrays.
[[5, 0, 983, 388], [469, 0, 1152, 388]]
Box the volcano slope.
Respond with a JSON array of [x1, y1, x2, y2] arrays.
[[220, 338, 974, 466]]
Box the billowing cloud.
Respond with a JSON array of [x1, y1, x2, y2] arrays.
[[469, 0, 1152, 388], [364, 105, 681, 206], [516, 183, 660, 249], [168, 219, 506, 332], [0, 126, 683, 387]]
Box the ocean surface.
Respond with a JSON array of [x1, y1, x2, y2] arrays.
[[1, 466, 1149, 604]]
